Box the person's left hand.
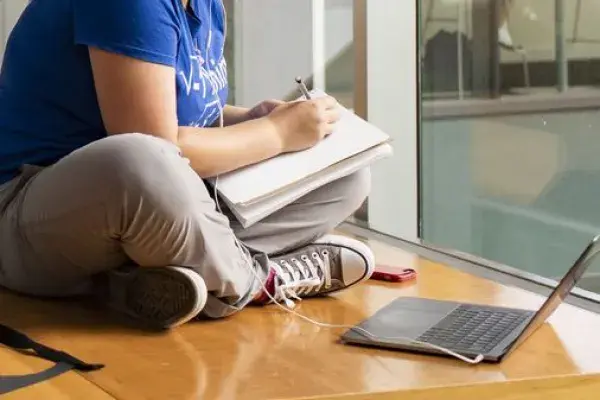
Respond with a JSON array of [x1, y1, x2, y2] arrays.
[[247, 99, 286, 120]]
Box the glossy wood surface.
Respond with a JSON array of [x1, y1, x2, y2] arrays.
[[312, 374, 600, 400], [0, 346, 114, 400], [2, 236, 600, 399]]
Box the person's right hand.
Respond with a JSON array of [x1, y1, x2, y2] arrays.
[[267, 96, 341, 153]]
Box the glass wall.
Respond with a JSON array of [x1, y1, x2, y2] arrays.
[[420, 0, 600, 292], [322, 0, 355, 110]]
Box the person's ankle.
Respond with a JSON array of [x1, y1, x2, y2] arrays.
[[253, 267, 276, 304]]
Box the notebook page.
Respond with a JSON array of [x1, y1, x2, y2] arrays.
[[227, 143, 393, 227], [212, 91, 390, 205]]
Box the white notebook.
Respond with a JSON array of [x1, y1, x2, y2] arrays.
[[209, 90, 393, 227]]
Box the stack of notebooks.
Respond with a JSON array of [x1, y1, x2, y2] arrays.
[[209, 90, 393, 227]]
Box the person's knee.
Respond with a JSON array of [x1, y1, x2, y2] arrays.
[[76, 134, 217, 265], [81, 133, 202, 215], [87, 133, 182, 174]]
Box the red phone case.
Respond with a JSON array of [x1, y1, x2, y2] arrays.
[[371, 265, 417, 283]]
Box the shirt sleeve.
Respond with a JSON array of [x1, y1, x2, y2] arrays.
[[73, 0, 181, 67]]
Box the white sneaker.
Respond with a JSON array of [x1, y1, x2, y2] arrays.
[[254, 235, 375, 307], [94, 266, 207, 329]]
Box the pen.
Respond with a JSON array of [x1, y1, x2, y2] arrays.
[[295, 76, 312, 100]]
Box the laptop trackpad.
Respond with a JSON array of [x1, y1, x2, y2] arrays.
[[344, 297, 459, 342]]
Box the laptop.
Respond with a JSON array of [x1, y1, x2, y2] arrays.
[[340, 235, 600, 363]]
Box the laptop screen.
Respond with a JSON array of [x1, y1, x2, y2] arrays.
[[509, 235, 600, 352]]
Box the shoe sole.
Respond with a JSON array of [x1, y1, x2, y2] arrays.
[[105, 266, 207, 329]]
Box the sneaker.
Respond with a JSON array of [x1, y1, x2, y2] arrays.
[[254, 234, 375, 308], [94, 266, 207, 329]]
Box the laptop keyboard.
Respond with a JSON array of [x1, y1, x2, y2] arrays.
[[416, 305, 531, 354]]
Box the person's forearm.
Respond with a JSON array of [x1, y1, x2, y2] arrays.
[[178, 117, 283, 178]]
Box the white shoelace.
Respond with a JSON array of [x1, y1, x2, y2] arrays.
[[270, 250, 333, 309]]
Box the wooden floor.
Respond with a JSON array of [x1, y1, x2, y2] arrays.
[[1, 346, 113, 400], [3, 234, 600, 399]]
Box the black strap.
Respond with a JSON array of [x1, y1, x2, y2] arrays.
[[0, 323, 104, 395]]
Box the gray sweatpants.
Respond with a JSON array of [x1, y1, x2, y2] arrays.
[[0, 133, 370, 318]]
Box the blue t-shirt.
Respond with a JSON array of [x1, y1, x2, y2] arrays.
[[0, 0, 228, 184]]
